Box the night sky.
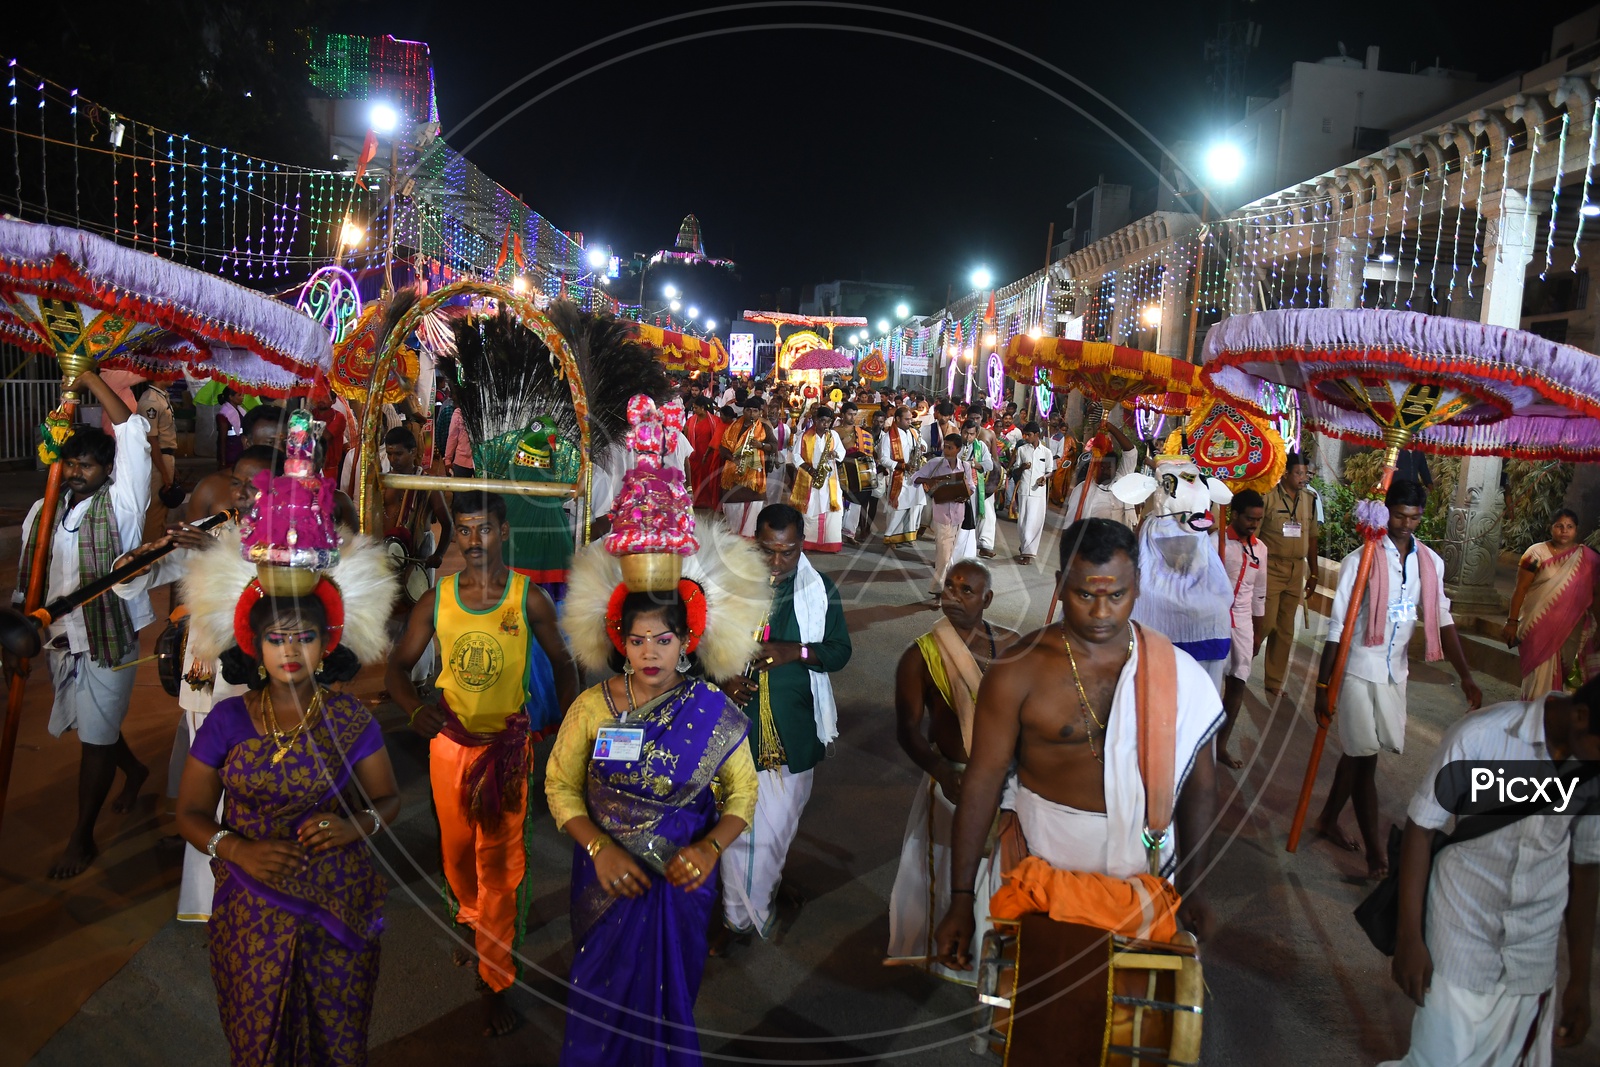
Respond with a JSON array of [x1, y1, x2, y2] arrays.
[[18, 1, 1590, 320]]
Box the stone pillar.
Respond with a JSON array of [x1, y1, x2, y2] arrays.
[[1440, 188, 1544, 614], [1311, 233, 1367, 484], [1155, 247, 1188, 357]]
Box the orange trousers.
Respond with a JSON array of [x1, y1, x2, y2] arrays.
[[430, 732, 527, 993]]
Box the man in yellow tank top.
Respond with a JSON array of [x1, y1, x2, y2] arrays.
[[387, 490, 578, 1037]]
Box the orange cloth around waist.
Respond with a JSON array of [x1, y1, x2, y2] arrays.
[[988, 855, 1181, 943]]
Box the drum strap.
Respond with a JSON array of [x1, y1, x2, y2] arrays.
[[1133, 624, 1178, 878]]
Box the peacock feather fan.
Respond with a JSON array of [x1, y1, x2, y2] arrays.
[[448, 299, 669, 478]]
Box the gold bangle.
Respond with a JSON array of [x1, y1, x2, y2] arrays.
[[407, 704, 427, 726], [585, 836, 611, 859], [1315, 682, 1329, 689], [708, 838, 723, 856]]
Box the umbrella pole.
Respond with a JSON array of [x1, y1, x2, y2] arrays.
[[0, 389, 78, 837], [1285, 440, 1404, 852]]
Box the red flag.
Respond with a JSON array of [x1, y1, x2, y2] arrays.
[[495, 228, 510, 272], [352, 130, 378, 190], [513, 232, 526, 269], [985, 291, 997, 323]]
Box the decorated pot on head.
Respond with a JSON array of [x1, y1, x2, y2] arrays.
[[238, 409, 340, 598], [605, 395, 697, 592]]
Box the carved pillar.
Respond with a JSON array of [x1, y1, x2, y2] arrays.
[[1155, 247, 1188, 357], [1312, 233, 1366, 484], [1440, 188, 1543, 612]]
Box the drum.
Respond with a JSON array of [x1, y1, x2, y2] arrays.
[[1049, 465, 1073, 507], [930, 480, 968, 505], [973, 917, 1202, 1067], [842, 457, 876, 504], [384, 535, 432, 607], [155, 607, 189, 698]]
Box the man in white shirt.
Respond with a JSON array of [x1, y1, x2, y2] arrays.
[[5, 371, 153, 879], [1218, 489, 1268, 769], [1062, 419, 1139, 528], [877, 407, 927, 546], [1011, 422, 1052, 564], [1384, 684, 1600, 1066], [1314, 478, 1481, 879]]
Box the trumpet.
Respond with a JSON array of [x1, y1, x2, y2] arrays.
[[735, 430, 761, 475], [908, 431, 926, 472]]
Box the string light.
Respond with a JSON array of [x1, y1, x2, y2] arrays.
[[1574, 98, 1600, 270], [1542, 111, 1569, 280]]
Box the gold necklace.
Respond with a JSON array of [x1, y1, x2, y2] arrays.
[[261, 686, 325, 764], [1062, 627, 1134, 763]]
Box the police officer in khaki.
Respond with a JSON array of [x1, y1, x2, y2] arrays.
[[1258, 453, 1319, 698]]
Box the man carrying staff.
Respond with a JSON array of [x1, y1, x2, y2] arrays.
[[717, 505, 852, 945], [1011, 421, 1052, 565], [934, 518, 1224, 969], [1314, 478, 1480, 879], [387, 490, 579, 1037], [877, 406, 926, 547], [5, 371, 152, 879], [887, 560, 1018, 983], [1258, 453, 1320, 700], [719, 395, 777, 538], [788, 405, 847, 552], [1062, 417, 1138, 527]]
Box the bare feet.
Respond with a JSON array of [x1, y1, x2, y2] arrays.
[[111, 762, 149, 814], [49, 837, 98, 879], [707, 923, 733, 958], [451, 943, 475, 967], [1366, 848, 1390, 880], [480, 990, 518, 1037], [1263, 688, 1282, 701], [1218, 748, 1244, 770], [1314, 816, 1361, 852]]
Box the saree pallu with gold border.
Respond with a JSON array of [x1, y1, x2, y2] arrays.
[[560, 681, 749, 1067], [200, 693, 388, 1067], [1518, 543, 1600, 697]]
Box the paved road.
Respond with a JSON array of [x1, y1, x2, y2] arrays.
[[23, 515, 1600, 1066]]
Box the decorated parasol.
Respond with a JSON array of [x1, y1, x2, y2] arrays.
[[1004, 334, 1207, 414], [858, 348, 889, 383], [631, 322, 729, 373], [787, 348, 854, 372], [329, 300, 424, 404], [0, 218, 332, 836], [1202, 308, 1600, 852]]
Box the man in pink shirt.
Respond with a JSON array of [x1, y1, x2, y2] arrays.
[[1218, 488, 1268, 768], [444, 406, 474, 477]]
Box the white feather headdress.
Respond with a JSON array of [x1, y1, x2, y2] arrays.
[[182, 525, 397, 665], [562, 518, 772, 681]]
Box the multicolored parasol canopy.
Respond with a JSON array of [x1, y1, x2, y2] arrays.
[[0, 218, 330, 396], [1005, 334, 1206, 415], [1172, 396, 1286, 492], [788, 348, 854, 372], [330, 301, 423, 404], [1203, 308, 1600, 460], [631, 322, 729, 373]]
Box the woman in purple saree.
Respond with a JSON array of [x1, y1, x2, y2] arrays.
[[546, 590, 759, 1066], [176, 594, 402, 1066]]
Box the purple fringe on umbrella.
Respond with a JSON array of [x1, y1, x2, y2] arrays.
[[1201, 309, 1600, 460], [1354, 498, 1389, 537]]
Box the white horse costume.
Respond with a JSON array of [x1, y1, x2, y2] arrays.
[[1112, 457, 1235, 690]]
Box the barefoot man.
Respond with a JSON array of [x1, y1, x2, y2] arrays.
[[1314, 478, 1480, 878], [6, 371, 152, 878], [886, 559, 1018, 983], [387, 490, 579, 1036], [933, 518, 1225, 975]]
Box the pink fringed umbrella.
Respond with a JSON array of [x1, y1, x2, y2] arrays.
[[1203, 308, 1600, 852], [0, 218, 331, 838], [787, 348, 854, 372]]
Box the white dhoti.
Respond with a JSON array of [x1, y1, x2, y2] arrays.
[[1379, 974, 1554, 1067], [174, 646, 246, 922], [721, 500, 763, 538], [843, 501, 862, 537], [722, 765, 815, 935], [802, 509, 843, 552], [929, 523, 974, 593], [1016, 494, 1046, 557], [885, 503, 922, 545], [885, 773, 1003, 985], [976, 499, 997, 552]]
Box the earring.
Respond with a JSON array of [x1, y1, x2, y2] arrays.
[[258, 664, 267, 680], [623, 662, 635, 676], [675, 651, 691, 674]]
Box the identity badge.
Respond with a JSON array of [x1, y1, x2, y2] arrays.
[[1388, 598, 1417, 624], [1281, 522, 1302, 538], [593, 726, 645, 761]]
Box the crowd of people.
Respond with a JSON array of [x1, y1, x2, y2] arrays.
[[7, 364, 1599, 1067]]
